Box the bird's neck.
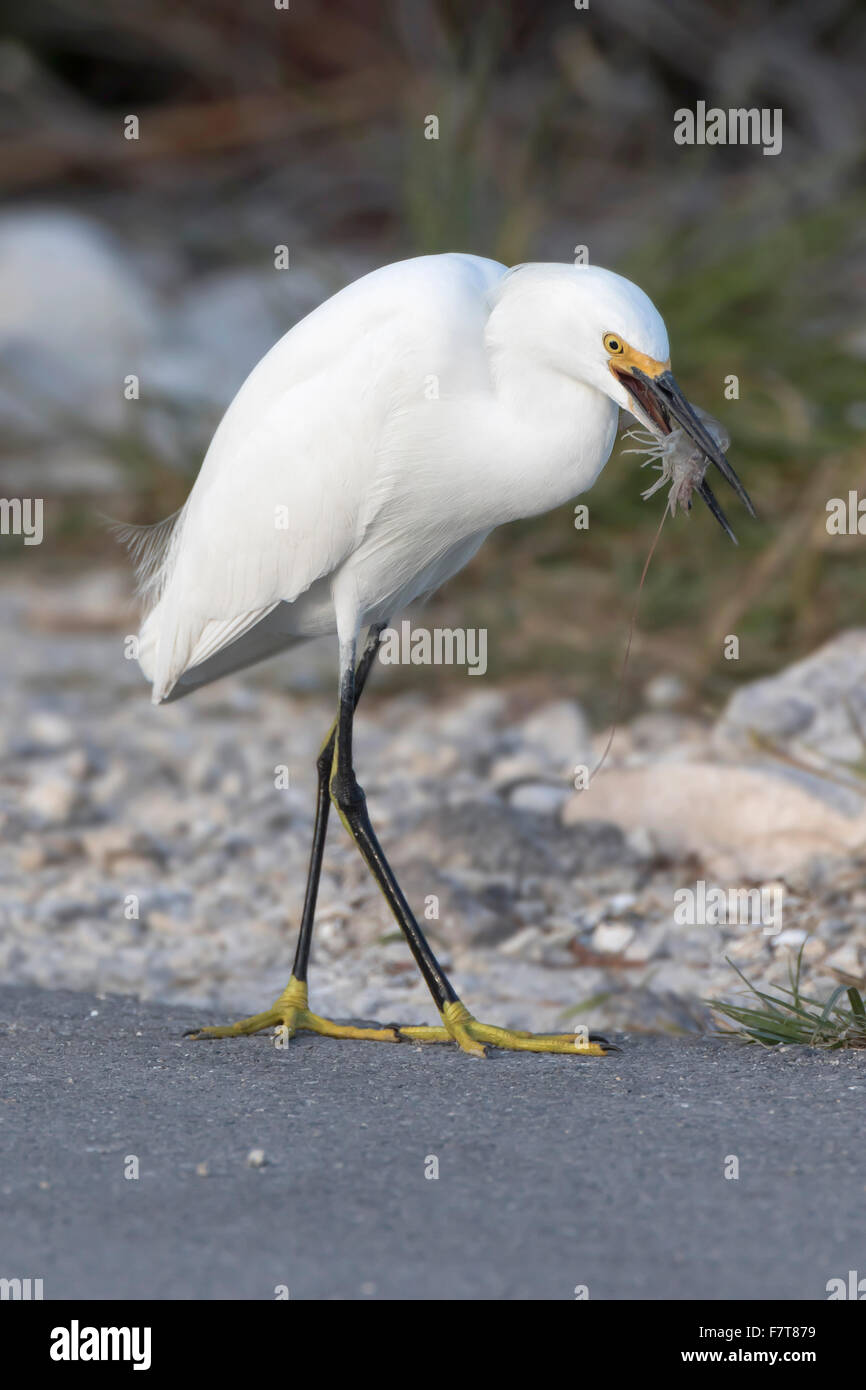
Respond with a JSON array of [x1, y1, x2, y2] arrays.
[[484, 356, 619, 522]]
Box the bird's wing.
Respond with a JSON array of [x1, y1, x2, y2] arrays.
[[139, 254, 506, 702]]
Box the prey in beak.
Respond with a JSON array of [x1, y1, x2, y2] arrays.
[[609, 349, 755, 542]]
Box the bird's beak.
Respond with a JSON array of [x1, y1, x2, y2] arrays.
[[612, 357, 756, 538]]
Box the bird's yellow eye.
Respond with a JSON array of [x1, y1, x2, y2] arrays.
[[603, 333, 624, 355]]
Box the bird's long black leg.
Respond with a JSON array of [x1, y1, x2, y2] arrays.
[[190, 628, 611, 1054], [330, 640, 458, 1013], [329, 638, 613, 1057], [290, 623, 385, 985]]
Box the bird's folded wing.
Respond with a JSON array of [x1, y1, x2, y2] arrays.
[[137, 253, 509, 703], [184, 604, 282, 672]]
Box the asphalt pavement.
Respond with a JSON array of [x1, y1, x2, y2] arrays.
[[1, 984, 864, 1300]]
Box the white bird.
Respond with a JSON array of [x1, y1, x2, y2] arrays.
[[125, 253, 753, 1057]]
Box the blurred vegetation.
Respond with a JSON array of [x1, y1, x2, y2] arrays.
[[1, 0, 864, 716]]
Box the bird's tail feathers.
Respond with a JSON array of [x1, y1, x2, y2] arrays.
[[109, 508, 187, 615], [137, 595, 196, 705]]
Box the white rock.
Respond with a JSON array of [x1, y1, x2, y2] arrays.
[[25, 711, 73, 748], [623, 925, 668, 962], [725, 935, 767, 963], [800, 937, 827, 963], [437, 690, 506, 742], [499, 926, 542, 957], [771, 928, 808, 949], [79, 825, 141, 868], [643, 673, 688, 709], [608, 892, 637, 914], [489, 753, 545, 788], [624, 826, 656, 860], [23, 776, 77, 824], [507, 782, 570, 815], [825, 944, 862, 978], [0, 211, 154, 436], [592, 922, 635, 954], [715, 629, 866, 771], [563, 761, 866, 879], [521, 699, 593, 771]]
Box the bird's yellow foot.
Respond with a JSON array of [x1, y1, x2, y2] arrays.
[[398, 1000, 614, 1057], [184, 976, 399, 1044]]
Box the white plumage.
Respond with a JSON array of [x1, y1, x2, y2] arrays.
[[131, 253, 673, 703]]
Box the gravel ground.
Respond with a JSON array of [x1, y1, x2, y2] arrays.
[[2, 573, 866, 1039], [1, 984, 864, 1301]]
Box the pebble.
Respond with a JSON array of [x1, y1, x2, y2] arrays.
[[592, 923, 635, 955], [825, 944, 863, 978], [507, 782, 570, 815], [521, 699, 593, 770], [499, 926, 542, 958], [624, 925, 668, 963], [25, 712, 75, 748], [643, 673, 688, 709], [23, 776, 78, 824], [772, 928, 809, 949]]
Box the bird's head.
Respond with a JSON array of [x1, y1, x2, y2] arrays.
[[488, 262, 754, 535]]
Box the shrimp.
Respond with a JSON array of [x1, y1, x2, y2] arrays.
[[622, 406, 732, 518]]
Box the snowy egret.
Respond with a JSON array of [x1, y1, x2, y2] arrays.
[[126, 253, 753, 1057]]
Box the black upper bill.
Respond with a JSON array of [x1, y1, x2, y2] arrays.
[[625, 367, 757, 539]]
